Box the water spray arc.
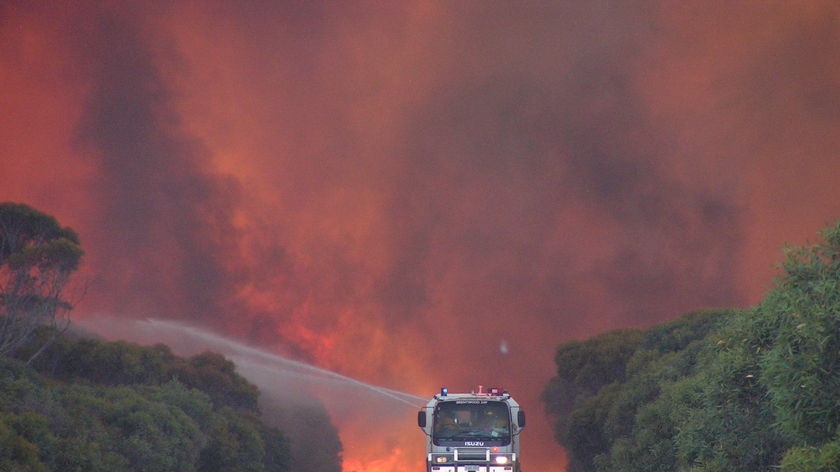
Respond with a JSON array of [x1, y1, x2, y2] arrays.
[[78, 315, 431, 472], [143, 318, 427, 408]]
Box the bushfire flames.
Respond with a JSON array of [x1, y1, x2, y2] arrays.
[[3, 2, 840, 471], [78, 317, 435, 472]]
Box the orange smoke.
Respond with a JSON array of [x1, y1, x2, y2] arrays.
[[3, 2, 840, 471]]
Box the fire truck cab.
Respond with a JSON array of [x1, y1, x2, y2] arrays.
[[418, 386, 525, 472]]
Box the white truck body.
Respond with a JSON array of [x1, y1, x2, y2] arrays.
[[418, 386, 525, 472]]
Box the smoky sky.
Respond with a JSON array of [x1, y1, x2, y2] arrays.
[[3, 1, 840, 471], [70, 6, 240, 324]]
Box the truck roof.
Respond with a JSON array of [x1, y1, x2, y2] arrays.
[[425, 387, 520, 407]]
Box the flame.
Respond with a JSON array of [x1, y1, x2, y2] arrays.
[[342, 446, 412, 472], [3, 3, 840, 472]]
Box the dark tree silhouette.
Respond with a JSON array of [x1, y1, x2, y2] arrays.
[[0, 202, 83, 363]]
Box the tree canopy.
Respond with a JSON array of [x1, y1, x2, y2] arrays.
[[0, 203, 343, 471], [542, 221, 840, 472], [0, 202, 83, 362], [1, 334, 293, 472]]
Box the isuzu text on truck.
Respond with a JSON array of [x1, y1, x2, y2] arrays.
[[418, 386, 526, 472]]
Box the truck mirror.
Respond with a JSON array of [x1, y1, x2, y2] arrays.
[[517, 410, 526, 428], [418, 410, 426, 428]]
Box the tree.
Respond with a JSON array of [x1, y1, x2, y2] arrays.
[[541, 310, 731, 472], [541, 328, 644, 471], [170, 352, 260, 412], [542, 222, 840, 471], [198, 408, 265, 472], [0, 203, 83, 363]]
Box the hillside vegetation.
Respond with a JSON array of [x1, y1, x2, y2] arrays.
[[542, 221, 840, 472], [1, 333, 291, 472], [0, 203, 308, 471]]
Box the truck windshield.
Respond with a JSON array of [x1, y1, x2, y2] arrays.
[[433, 401, 511, 444]]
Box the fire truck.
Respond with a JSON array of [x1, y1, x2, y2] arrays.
[[418, 386, 525, 472]]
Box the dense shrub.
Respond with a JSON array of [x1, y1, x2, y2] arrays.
[[543, 222, 840, 472], [0, 338, 291, 471]]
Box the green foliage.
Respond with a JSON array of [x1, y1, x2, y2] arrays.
[[45, 338, 169, 385], [0, 335, 295, 472], [0, 412, 51, 472], [759, 222, 840, 443], [552, 329, 645, 396], [170, 351, 260, 412], [0, 202, 84, 362], [0, 203, 324, 471], [198, 408, 265, 472], [50, 382, 216, 471], [672, 305, 789, 471], [28, 335, 259, 413], [542, 309, 734, 471], [543, 221, 840, 472], [105, 386, 204, 471], [782, 437, 840, 472], [0, 203, 81, 262], [153, 379, 214, 428], [541, 328, 646, 471]]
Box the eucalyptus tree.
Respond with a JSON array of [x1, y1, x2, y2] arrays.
[[0, 202, 83, 363]]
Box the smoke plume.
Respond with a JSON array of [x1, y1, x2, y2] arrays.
[[2, 2, 840, 470]]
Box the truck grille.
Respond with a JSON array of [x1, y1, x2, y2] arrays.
[[454, 448, 489, 461]]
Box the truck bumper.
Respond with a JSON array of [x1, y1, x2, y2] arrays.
[[430, 466, 515, 472]]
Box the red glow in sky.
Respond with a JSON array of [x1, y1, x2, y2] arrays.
[[2, 2, 840, 471]]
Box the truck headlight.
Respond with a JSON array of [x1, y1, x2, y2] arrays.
[[493, 455, 510, 465], [434, 455, 450, 464]]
